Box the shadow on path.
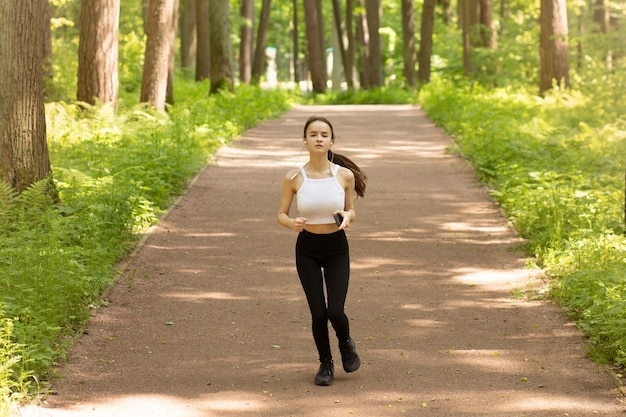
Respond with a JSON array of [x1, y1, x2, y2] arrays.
[[29, 105, 623, 417]]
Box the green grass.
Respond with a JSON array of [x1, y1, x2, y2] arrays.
[[419, 74, 626, 367], [0, 81, 295, 409]]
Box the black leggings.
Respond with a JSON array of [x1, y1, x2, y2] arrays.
[[295, 229, 351, 362]]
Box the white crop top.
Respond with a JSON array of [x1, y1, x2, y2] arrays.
[[296, 164, 345, 224]]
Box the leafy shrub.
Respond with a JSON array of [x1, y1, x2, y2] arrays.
[[419, 76, 626, 366], [0, 82, 294, 402]]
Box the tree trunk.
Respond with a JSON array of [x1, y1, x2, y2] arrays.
[[418, 0, 435, 83], [195, 0, 210, 81], [303, 0, 326, 93], [316, 0, 324, 68], [460, 0, 472, 75], [356, 2, 370, 88], [77, 0, 120, 105], [239, 0, 254, 84], [209, 0, 233, 94], [0, 0, 52, 192], [292, 0, 300, 84], [401, 0, 416, 88], [332, 0, 351, 88], [179, 0, 197, 70], [140, 0, 177, 110], [365, 0, 382, 87], [42, 0, 53, 81], [345, 0, 358, 89], [165, 0, 179, 105], [539, 0, 570, 95], [592, 0, 612, 70], [479, 0, 497, 50], [251, 0, 271, 84]]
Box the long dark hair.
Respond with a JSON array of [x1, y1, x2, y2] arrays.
[[303, 116, 367, 197]]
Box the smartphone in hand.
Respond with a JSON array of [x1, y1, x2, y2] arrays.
[[333, 213, 343, 227]]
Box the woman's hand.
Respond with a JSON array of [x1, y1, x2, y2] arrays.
[[293, 217, 308, 232], [334, 210, 352, 230]]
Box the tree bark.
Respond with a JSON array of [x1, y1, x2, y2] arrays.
[[42, 0, 53, 81], [365, 0, 382, 87], [292, 0, 300, 84], [345, 0, 358, 89], [592, 0, 612, 70], [303, 0, 326, 93], [0, 0, 52, 192], [479, 0, 497, 50], [209, 0, 233, 93], [165, 0, 179, 105], [356, 2, 370, 88], [179, 0, 197, 70], [418, 0, 435, 83], [140, 0, 177, 110], [239, 0, 254, 84], [77, 0, 120, 105], [332, 0, 351, 88], [195, 0, 210, 81], [251, 0, 271, 84], [459, 0, 472, 75], [539, 0, 570, 95], [401, 0, 417, 88]]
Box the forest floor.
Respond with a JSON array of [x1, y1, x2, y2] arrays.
[[22, 105, 625, 416]]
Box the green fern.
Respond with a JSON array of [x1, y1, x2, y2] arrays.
[[0, 181, 16, 214], [15, 178, 56, 212], [0, 181, 17, 233]]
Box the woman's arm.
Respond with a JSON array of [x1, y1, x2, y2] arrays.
[[335, 167, 357, 228], [277, 170, 308, 232]]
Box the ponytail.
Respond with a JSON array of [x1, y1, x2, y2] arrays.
[[328, 150, 367, 198]]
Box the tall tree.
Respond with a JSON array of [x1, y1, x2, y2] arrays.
[[479, 0, 497, 50], [77, 0, 121, 105], [140, 0, 177, 110], [0, 0, 52, 192], [365, 0, 382, 87], [356, 2, 370, 87], [42, 0, 53, 81], [401, 0, 417, 88], [418, 0, 435, 83], [239, 0, 254, 84], [292, 0, 300, 84], [332, 0, 351, 88], [592, 0, 612, 69], [539, 0, 570, 95], [345, 0, 358, 89], [179, 0, 197, 70], [195, 0, 210, 81], [303, 0, 326, 93], [459, 0, 473, 75], [209, 0, 233, 93], [251, 0, 272, 84], [165, 0, 179, 105]]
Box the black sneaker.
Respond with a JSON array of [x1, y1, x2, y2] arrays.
[[314, 360, 334, 386], [339, 338, 361, 373]]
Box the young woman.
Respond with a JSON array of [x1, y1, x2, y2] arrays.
[[277, 116, 367, 386]]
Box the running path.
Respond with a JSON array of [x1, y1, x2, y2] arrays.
[[29, 105, 623, 416]]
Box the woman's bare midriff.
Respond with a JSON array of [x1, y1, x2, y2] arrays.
[[304, 223, 340, 234]]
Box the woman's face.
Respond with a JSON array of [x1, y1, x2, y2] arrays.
[[304, 120, 333, 153]]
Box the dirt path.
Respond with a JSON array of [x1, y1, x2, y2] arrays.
[[27, 105, 623, 416]]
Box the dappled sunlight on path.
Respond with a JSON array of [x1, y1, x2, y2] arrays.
[[26, 105, 623, 417]]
